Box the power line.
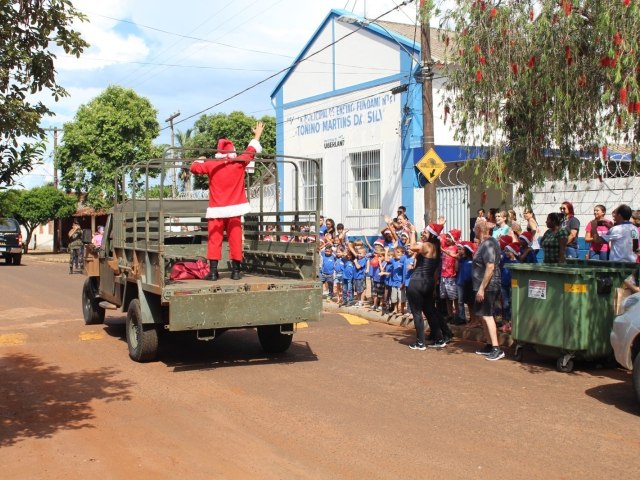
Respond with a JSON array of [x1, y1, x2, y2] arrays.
[[166, 0, 416, 131]]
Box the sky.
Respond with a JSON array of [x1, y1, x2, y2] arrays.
[[19, 0, 422, 188]]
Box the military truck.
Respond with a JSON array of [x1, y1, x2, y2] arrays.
[[82, 153, 322, 362]]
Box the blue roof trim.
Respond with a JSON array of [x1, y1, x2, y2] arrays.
[[280, 73, 406, 110], [270, 8, 420, 102]]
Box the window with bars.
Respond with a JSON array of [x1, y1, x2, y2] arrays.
[[300, 158, 322, 211], [348, 149, 381, 210]]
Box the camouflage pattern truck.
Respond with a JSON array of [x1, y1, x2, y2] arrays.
[[82, 153, 322, 362]]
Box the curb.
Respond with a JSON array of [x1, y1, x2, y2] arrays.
[[26, 254, 69, 264], [323, 300, 514, 348]]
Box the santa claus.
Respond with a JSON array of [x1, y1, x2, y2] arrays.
[[190, 121, 264, 280]]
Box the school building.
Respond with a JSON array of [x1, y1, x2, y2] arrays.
[[269, 8, 640, 248]]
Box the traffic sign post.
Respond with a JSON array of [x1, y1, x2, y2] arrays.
[[416, 148, 446, 184]]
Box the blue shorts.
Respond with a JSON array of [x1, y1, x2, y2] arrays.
[[354, 278, 365, 293], [320, 272, 334, 283]]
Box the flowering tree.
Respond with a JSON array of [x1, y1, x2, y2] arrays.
[[438, 0, 640, 202]]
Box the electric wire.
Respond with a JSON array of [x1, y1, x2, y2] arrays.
[[164, 0, 416, 131]]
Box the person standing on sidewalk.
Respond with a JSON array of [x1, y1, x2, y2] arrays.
[[68, 220, 83, 274], [473, 220, 504, 361], [406, 223, 448, 350]]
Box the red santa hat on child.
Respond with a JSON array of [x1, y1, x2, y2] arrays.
[[460, 240, 477, 254], [506, 242, 521, 255], [215, 138, 255, 174], [373, 238, 385, 248], [426, 223, 444, 237], [499, 236, 512, 251], [519, 231, 534, 247], [447, 229, 462, 243]]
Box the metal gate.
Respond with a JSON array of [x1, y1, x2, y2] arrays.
[[436, 184, 470, 240]]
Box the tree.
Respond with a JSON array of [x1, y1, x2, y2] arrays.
[[438, 0, 640, 203], [1, 186, 77, 252], [175, 128, 194, 194], [190, 112, 276, 190], [0, 0, 88, 188], [56, 86, 160, 209]]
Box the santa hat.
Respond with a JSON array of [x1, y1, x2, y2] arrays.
[[426, 223, 444, 237], [400, 231, 410, 239], [373, 238, 385, 248], [519, 231, 534, 247], [447, 229, 462, 243], [460, 240, 476, 254], [506, 243, 521, 255], [215, 139, 237, 159], [499, 236, 512, 251], [215, 138, 255, 174]]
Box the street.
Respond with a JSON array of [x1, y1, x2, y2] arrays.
[[1, 256, 639, 479]]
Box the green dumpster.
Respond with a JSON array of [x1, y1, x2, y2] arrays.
[[507, 262, 638, 372]]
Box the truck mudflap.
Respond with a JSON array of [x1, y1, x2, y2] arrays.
[[164, 283, 322, 331]]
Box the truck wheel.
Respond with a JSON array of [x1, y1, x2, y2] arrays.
[[82, 277, 105, 325], [633, 353, 640, 405], [5, 255, 12, 264], [257, 324, 293, 354], [126, 299, 158, 362], [12, 253, 21, 265]]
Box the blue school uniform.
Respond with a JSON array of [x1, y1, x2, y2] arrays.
[[403, 256, 415, 287], [388, 256, 405, 288]]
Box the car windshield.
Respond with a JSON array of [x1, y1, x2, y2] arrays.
[[0, 218, 18, 232]]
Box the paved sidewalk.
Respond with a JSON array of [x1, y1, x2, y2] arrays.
[[323, 299, 514, 348]]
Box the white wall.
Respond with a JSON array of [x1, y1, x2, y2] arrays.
[[282, 85, 403, 235]]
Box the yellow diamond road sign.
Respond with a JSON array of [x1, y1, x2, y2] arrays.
[[416, 148, 446, 183]]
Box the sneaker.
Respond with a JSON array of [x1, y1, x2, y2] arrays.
[[409, 342, 426, 351], [475, 344, 493, 356], [486, 348, 506, 361], [427, 339, 447, 349]]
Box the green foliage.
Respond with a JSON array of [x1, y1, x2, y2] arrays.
[[57, 86, 160, 209], [0, 0, 88, 187], [190, 112, 276, 190], [1, 186, 77, 252], [439, 0, 640, 204]]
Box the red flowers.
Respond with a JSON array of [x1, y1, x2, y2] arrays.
[[635, 101, 640, 113], [624, 0, 631, 6], [511, 63, 519, 75], [602, 146, 608, 159], [563, 0, 572, 16], [479, 56, 486, 64], [476, 70, 483, 82], [490, 7, 497, 18], [620, 86, 628, 104], [613, 32, 622, 46], [527, 56, 536, 68]]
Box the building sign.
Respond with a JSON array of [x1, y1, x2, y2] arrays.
[[416, 148, 446, 183], [290, 92, 396, 137], [528, 279, 547, 299], [324, 136, 345, 149]]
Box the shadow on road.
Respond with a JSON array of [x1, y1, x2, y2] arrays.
[[0, 353, 134, 447], [101, 317, 318, 371], [585, 380, 640, 416]]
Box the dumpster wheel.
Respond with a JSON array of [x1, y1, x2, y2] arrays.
[[556, 354, 574, 373], [514, 344, 524, 362]]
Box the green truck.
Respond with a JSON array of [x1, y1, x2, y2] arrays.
[[82, 153, 322, 362]]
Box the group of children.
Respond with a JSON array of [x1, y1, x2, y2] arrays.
[[318, 216, 541, 331]]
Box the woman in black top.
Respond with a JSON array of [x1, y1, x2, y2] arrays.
[[406, 223, 450, 350]]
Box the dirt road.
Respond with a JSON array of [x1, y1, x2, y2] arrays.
[[1, 256, 639, 479]]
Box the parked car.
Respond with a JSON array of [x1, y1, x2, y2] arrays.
[[0, 217, 23, 265], [610, 292, 640, 404]]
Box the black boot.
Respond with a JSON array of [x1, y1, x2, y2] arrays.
[[230, 260, 241, 280], [205, 260, 219, 281]]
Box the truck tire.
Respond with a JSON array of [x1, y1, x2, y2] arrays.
[[257, 324, 293, 354], [12, 253, 21, 265], [633, 353, 640, 405], [126, 299, 159, 362], [5, 255, 12, 264], [82, 277, 105, 325]]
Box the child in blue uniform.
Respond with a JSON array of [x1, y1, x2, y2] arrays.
[[334, 247, 345, 303], [320, 244, 336, 299], [341, 249, 356, 306]]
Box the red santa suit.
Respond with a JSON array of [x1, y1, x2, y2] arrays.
[[190, 138, 261, 261]]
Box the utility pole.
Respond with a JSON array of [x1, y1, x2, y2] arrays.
[[44, 127, 61, 252], [420, 0, 437, 224], [165, 111, 180, 197]]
